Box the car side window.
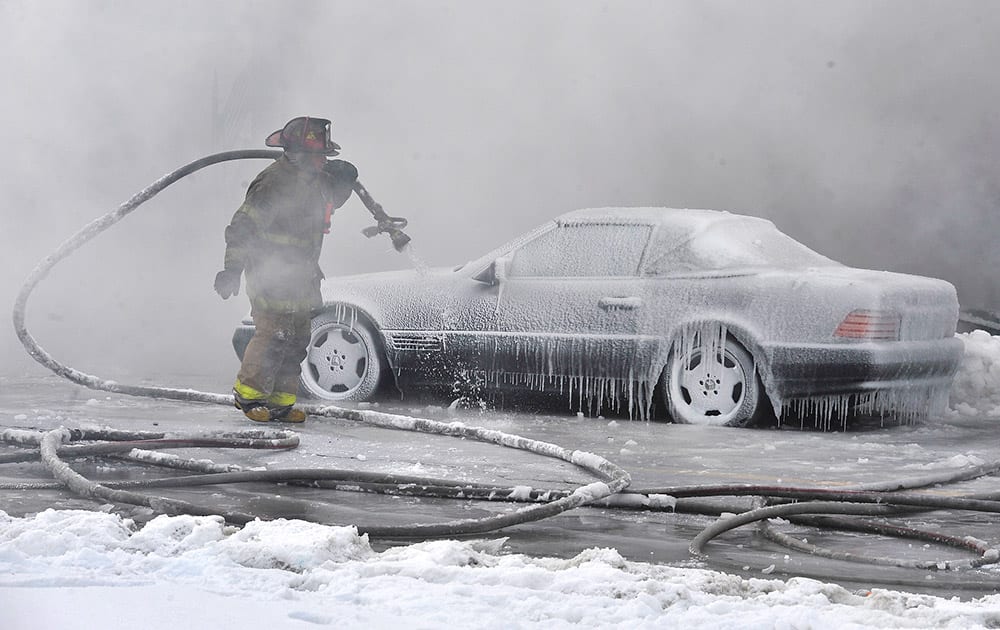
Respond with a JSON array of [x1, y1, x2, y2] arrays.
[[508, 224, 651, 277]]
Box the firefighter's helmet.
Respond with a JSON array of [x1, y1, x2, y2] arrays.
[[265, 116, 341, 155]]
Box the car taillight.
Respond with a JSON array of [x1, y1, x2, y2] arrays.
[[834, 310, 900, 340]]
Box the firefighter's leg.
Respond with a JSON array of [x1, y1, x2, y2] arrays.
[[267, 311, 312, 423], [235, 309, 288, 422]]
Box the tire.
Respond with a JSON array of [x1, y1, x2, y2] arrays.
[[662, 333, 763, 427], [299, 310, 384, 402]]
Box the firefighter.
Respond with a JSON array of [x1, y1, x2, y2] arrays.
[[214, 116, 358, 422]]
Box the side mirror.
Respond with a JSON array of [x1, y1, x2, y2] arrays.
[[473, 256, 511, 286], [494, 256, 509, 284]]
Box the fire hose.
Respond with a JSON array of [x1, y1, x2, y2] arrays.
[[9, 148, 630, 538]]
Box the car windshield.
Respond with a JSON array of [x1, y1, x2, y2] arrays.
[[643, 217, 837, 274], [453, 221, 556, 273]]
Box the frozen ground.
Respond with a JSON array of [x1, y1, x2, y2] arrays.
[[2, 330, 1000, 628]]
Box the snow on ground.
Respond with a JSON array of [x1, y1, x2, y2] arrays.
[[2, 331, 1000, 629], [4, 511, 1000, 629]]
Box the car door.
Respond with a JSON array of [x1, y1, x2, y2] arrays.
[[445, 221, 656, 399]]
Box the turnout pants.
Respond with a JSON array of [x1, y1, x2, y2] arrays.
[[236, 307, 312, 405]]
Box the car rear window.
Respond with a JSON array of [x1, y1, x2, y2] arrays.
[[643, 218, 836, 274]]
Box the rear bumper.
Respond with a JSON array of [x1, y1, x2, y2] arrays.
[[764, 337, 963, 398]]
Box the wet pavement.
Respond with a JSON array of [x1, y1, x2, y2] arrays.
[[2, 373, 999, 597]]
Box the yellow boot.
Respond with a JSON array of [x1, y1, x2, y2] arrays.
[[233, 386, 272, 423], [269, 406, 307, 423], [268, 391, 306, 423], [243, 406, 273, 423]]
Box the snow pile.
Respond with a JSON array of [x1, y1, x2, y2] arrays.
[[3, 509, 1000, 629], [949, 331, 1000, 417]]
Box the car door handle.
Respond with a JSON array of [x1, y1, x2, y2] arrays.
[[598, 297, 642, 311]]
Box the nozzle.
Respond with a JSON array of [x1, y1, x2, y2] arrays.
[[389, 229, 411, 252], [362, 220, 411, 252]]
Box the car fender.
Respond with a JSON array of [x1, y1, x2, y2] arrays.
[[314, 301, 393, 368]]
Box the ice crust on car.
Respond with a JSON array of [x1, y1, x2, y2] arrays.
[[315, 208, 961, 426]]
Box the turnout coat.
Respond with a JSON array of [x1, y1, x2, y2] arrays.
[[223, 155, 358, 312]]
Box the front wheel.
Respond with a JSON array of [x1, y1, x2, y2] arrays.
[[299, 311, 384, 401], [662, 334, 764, 427]]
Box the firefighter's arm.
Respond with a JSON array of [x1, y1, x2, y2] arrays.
[[216, 176, 268, 299], [322, 159, 359, 208], [222, 173, 274, 271], [324, 159, 411, 251], [222, 207, 257, 272], [214, 207, 254, 299]]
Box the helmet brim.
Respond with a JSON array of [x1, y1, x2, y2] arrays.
[[265, 129, 284, 147]]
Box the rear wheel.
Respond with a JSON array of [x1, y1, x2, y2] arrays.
[[299, 311, 383, 401], [663, 334, 763, 427]]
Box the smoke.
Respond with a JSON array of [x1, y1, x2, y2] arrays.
[[3, 1, 999, 384]]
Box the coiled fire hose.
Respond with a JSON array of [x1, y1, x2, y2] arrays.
[[8, 149, 1000, 590], [9, 149, 630, 537]]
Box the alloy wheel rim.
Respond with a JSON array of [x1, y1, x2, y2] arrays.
[[672, 347, 748, 422], [304, 324, 369, 396]]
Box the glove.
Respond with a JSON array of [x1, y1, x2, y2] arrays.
[[214, 268, 241, 299]]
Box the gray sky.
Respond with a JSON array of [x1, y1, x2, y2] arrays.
[[3, 1, 999, 384]]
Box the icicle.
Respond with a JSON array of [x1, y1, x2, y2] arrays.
[[779, 385, 949, 429], [331, 303, 358, 333]]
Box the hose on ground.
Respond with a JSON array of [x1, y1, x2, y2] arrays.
[[757, 515, 996, 571], [641, 462, 1000, 568], [4, 424, 999, 560], [688, 499, 998, 565], [38, 428, 259, 522], [4, 424, 1000, 589], [1, 425, 629, 537]]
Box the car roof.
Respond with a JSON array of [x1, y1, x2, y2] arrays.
[[458, 207, 795, 276], [556, 208, 832, 272], [557, 207, 773, 231]]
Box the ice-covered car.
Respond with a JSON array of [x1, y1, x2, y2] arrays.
[[233, 208, 963, 427]]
